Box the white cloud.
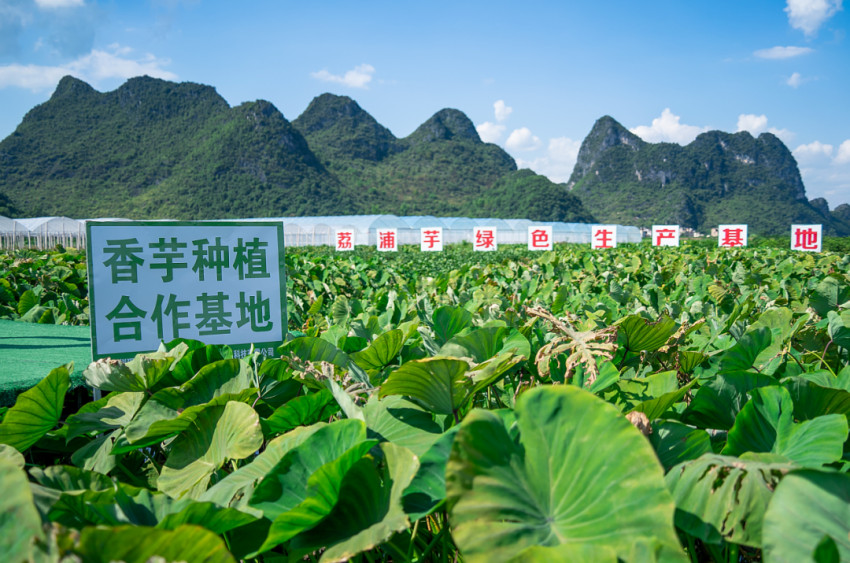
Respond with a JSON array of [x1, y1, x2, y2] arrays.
[[494, 99, 512, 122], [310, 63, 375, 89], [785, 0, 843, 36], [737, 114, 769, 135], [476, 121, 505, 144], [0, 45, 176, 91], [515, 137, 582, 183], [35, 0, 84, 9], [630, 108, 709, 145], [794, 139, 850, 207], [505, 127, 542, 152], [794, 141, 834, 163], [736, 113, 795, 144], [753, 45, 814, 59], [835, 140, 850, 164], [0, 64, 67, 90], [787, 72, 803, 87]]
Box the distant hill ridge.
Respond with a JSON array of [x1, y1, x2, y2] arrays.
[[567, 115, 850, 235], [0, 75, 846, 235], [0, 76, 592, 223]]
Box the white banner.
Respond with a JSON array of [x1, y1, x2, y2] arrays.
[[791, 224, 822, 252], [652, 225, 680, 247], [473, 227, 497, 251], [528, 226, 553, 251], [420, 227, 443, 252]]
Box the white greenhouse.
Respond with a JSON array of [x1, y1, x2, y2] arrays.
[[1, 214, 642, 250]]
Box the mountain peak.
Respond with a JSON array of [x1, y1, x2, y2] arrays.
[[293, 93, 400, 162], [569, 115, 644, 182], [50, 75, 97, 100], [406, 108, 480, 145]]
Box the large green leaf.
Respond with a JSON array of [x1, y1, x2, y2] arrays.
[[362, 394, 443, 458], [0, 363, 71, 452], [350, 329, 404, 371], [17, 288, 39, 315], [292, 442, 419, 562], [722, 386, 848, 467], [73, 524, 236, 563], [65, 391, 145, 440], [445, 385, 681, 563], [122, 358, 254, 447], [784, 377, 850, 421], [402, 425, 459, 520], [762, 470, 850, 562], [683, 371, 776, 430], [809, 277, 850, 317], [439, 327, 531, 363], [649, 421, 713, 472], [157, 401, 264, 499], [380, 357, 471, 416], [83, 352, 176, 392], [0, 459, 44, 562], [719, 327, 778, 373], [249, 419, 377, 552], [618, 314, 677, 353], [281, 336, 370, 386], [432, 305, 473, 345], [201, 423, 326, 513], [261, 389, 338, 436], [666, 453, 795, 547]]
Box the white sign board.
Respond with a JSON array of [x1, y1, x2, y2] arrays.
[[791, 224, 822, 252], [591, 225, 617, 249], [335, 229, 355, 251], [420, 227, 443, 252], [652, 225, 680, 247], [718, 224, 748, 247], [376, 228, 398, 251], [473, 227, 497, 251], [86, 221, 286, 360], [528, 226, 553, 251]]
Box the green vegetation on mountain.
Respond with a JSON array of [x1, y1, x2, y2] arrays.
[[0, 77, 846, 232], [0, 76, 344, 219], [568, 116, 850, 235], [0, 78, 593, 223], [292, 98, 592, 220]]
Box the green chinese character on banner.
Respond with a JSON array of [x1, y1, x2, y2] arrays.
[[236, 290, 273, 332], [233, 237, 271, 280], [195, 291, 232, 335], [149, 237, 188, 282], [192, 237, 230, 281], [151, 293, 190, 340], [103, 238, 145, 283], [105, 295, 147, 342]]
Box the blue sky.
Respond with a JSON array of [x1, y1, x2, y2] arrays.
[[1, 0, 849, 208]]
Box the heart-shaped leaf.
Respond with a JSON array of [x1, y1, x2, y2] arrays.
[[157, 401, 263, 499], [722, 386, 848, 467], [762, 469, 850, 562], [445, 385, 680, 562], [0, 363, 71, 452]]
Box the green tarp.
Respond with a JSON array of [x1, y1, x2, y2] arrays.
[[0, 320, 91, 407]]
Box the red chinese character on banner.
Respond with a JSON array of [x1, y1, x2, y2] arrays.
[[720, 228, 744, 247], [594, 229, 613, 248], [530, 229, 550, 249], [792, 226, 821, 251], [423, 230, 440, 249], [475, 229, 495, 249], [336, 231, 352, 250], [378, 230, 396, 250], [655, 229, 675, 246]]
